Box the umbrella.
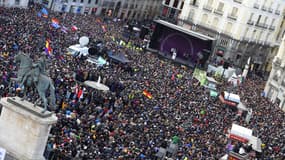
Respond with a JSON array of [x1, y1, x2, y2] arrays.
[[84, 76, 109, 91]]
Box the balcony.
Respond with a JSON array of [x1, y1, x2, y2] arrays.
[[269, 25, 275, 31], [233, 0, 243, 4], [247, 20, 254, 25], [227, 14, 237, 20], [261, 6, 267, 11], [203, 5, 213, 12], [268, 8, 273, 13], [275, 10, 280, 15], [214, 9, 223, 16], [253, 3, 259, 9], [255, 23, 268, 29]]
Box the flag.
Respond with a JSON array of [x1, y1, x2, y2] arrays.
[[37, 12, 42, 17], [45, 40, 52, 56], [51, 18, 60, 28], [142, 90, 152, 99], [61, 26, 68, 33], [51, 23, 60, 29], [51, 18, 59, 24], [101, 25, 107, 32], [71, 25, 78, 31], [77, 89, 83, 99], [41, 8, 48, 18], [193, 68, 207, 85]]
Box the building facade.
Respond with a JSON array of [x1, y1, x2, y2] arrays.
[[264, 36, 285, 111], [161, 0, 285, 73], [0, 0, 30, 8], [37, 0, 161, 20], [160, 0, 185, 23]]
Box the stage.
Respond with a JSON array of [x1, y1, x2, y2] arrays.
[[147, 48, 195, 68], [148, 20, 215, 69]]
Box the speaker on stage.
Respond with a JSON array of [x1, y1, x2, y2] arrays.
[[198, 49, 211, 68]]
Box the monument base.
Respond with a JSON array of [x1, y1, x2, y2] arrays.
[[0, 97, 57, 160]]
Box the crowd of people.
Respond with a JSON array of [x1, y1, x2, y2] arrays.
[[0, 4, 284, 160]]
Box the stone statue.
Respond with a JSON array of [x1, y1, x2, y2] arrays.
[[14, 51, 56, 113]]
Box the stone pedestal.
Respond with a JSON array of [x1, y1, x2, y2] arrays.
[[0, 97, 57, 160]]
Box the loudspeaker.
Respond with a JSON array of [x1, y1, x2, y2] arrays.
[[198, 49, 211, 67], [140, 26, 149, 39]]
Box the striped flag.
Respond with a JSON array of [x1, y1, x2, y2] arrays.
[[45, 40, 52, 56], [51, 18, 60, 29], [61, 26, 68, 33]]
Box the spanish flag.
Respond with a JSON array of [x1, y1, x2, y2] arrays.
[[45, 39, 52, 56], [143, 90, 152, 99]]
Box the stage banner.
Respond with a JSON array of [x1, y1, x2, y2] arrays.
[[193, 68, 207, 85], [0, 147, 6, 160]]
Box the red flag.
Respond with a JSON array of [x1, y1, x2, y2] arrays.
[[143, 90, 152, 99], [71, 25, 78, 31], [77, 89, 83, 99]]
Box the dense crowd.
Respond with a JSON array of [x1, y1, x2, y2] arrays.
[[0, 4, 284, 160]]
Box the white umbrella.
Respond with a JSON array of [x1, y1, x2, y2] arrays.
[[84, 76, 109, 91]]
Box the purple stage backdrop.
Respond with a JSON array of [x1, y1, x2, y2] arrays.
[[149, 22, 213, 64]]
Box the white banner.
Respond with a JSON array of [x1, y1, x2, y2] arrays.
[[0, 147, 6, 160]]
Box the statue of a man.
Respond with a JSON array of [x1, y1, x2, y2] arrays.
[[18, 53, 46, 88], [33, 54, 47, 83]]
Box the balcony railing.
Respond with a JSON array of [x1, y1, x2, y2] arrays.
[[233, 0, 243, 4], [269, 25, 275, 30], [253, 3, 259, 9], [261, 6, 267, 11], [214, 9, 223, 16], [242, 37, 251, 42], [255, 23, 268, 29], [227, 14, 237, 20], [268, 8, 273, 13], [223, 30, 232, 36], [247, 20, 254, 25], [275, 10, 280, 15], [203, 5, 213, 12]]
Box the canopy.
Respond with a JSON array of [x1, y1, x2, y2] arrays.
[[108, 51, 130, 63], [224, 92, 240, 103], [207, 65, 236, 79], [230, 124, 252, 140], [230, 124, 262, 153]]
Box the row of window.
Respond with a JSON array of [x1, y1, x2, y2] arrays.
[[67, 0, 99, 4], [164, 0, 184, 10], [191, 0, 281, 16]]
